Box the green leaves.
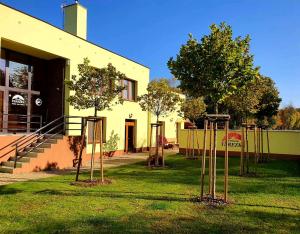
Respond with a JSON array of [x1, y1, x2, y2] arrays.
[[168, 22, 259, 112], [179, 97, 206, 123], [137, 79, 182, 121], [65, 58, 126, 113]]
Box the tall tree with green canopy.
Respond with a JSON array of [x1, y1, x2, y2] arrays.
[[168, 22, 259, 113], [65, 58, 126, 181]]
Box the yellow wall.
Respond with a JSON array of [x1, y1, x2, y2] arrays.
[[0, 3, 150, 154], [179, 129, 300, 156]]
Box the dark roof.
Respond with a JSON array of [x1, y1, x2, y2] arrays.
[[0, 2, 150, 69]]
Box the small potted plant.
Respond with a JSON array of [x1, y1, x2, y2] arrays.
[[103, 131, 120, 157]]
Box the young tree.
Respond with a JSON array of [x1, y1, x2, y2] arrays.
[[66, 58, 126, 181], [179, 97, 207, 125], [138, 79, 182, 166], [138, 79, 182, 123], [168, 22, 259, 113]]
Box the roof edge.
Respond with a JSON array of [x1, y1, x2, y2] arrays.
[[0, 2, 150, 69]]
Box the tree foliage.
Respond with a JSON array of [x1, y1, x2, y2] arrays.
[[138, 79, 182, 122], [225, 75, 281, 126], [179, 97, 207, 124], [65, 58, 126, 116], [254, 76, 281, 122], [274, 105, 300, 130], [168, 22, 259, 113]]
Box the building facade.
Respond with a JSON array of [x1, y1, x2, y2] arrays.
[[0, 2, 184, 173]]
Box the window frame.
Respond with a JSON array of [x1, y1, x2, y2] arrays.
[[121, 78, 137, 102]]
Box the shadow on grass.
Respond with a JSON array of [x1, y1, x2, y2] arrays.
[[34, 189, 190, 202], [2, 206, 298, 233], [0, 186, 23, 195]]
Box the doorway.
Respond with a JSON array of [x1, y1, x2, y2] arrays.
[[125, 120, 136, 154]]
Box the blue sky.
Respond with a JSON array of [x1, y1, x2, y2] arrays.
[[2, 0, 300, 107]]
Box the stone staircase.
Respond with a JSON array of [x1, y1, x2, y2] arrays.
[[0, 135, 63, 174]]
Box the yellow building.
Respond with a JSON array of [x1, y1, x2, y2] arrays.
[[0, 2, 184, 173]]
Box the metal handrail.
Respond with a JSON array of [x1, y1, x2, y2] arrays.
[[1, 115, 84, 168], [0, 116, 63, 159]]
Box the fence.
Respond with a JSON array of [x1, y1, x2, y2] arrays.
[[178, 129, 300, 159]]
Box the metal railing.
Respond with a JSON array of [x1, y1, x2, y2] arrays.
[[0, 115, 83, 168]]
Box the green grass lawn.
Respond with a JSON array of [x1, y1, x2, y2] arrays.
[[0, 155, 299, 233]]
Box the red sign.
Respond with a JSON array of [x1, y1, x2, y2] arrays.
[[222, 132, 242, 147]]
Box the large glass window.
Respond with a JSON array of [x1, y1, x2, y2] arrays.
[[9, 61, 30, 89], [8, 91, 28, 132], [0, 91, 3, 130], [122, 79, 136, 101], [0, 48, 45, 133], [0, 59, 5, 86]]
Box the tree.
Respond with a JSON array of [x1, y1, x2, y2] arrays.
[[138, 79, 182, 166], [225, 75, 281, 127], [168, 22, 259, 113], [254, 76, 281, 125], [275, 105, 300, 130], [138, 79, 182, 123], [179, 97, 207, 125], [66, 58, 126, 181]]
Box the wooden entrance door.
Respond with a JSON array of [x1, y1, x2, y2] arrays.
[[125, 121, 135, 154]]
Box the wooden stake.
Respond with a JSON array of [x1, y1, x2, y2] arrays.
[[257, 128, 261, 162], [148, 125, 153, 167], [245, 126, 249, 174], [99, 120, 104, 183], [261, 128, 264, 162], [90, 120, 97, 181], [196, 129, 201, 157], [254, 126, 258, 174], [224, 120, 229, 202], [161, 124, 165, 167], [266, 128, 270, 162], [75, 118, 87, 181], [201, 119, 208, 199], [208, 121, 213, 194], [212, 121, 217, 199], [240, 126, 245, 176]]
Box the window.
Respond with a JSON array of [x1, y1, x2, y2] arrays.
[[0, 59, 5, 86], [88, 117, 107, 143], [122, 79, 136, 101], [9, 61, 30, 89]]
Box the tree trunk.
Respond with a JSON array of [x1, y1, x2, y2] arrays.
[[155, 115, 159, 166], [215, 103, 219, 114]]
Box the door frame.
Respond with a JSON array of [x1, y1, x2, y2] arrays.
[[125, 120, 136, 154]]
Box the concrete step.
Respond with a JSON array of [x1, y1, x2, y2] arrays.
[[45, 134, 63, 140], [2, 161, 22, 168], [31, 142, 52, 148], [18, 151, 38, 158], [44, 139, 58, 144], [24, 147, 44, 153], [9, 156, 31, 163], [0, 166, 14, 173]]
